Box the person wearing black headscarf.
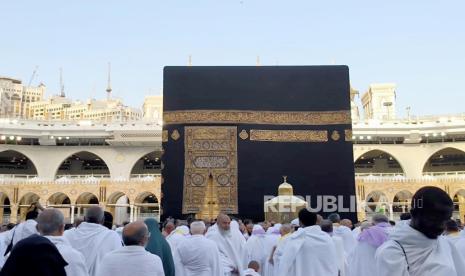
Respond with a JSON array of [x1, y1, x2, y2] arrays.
[[0, 234, 67, 276]]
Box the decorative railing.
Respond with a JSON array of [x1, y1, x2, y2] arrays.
[[130, 174, 161, 180], [0, 174, 38, 180], [422, 171, 465, 177], [0, 173, 161, 184]]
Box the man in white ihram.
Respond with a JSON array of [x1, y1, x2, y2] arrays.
[[174, 221, 223, 276], [37, 208, 88, 276], [64, 206, 122, 276], [206, 213, 246, 276], [97, 221, 164, 276], [376, 186, 465, 276], [278, 208, 338, 276], [4, 206, 41, 248]]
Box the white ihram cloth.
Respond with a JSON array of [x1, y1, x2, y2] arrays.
[[245, 225, 267, 276], [262, 234, 279, 276], [352, 226, 361, 239], [271, 234, 291, 276], [5, 219, 39, 247], [454, 231, 465, 261], [444, 232, 461, 243], [333, 225, 356, 255], [45, 236, 89, 276], [278, 225, 338, 276], [166, 225, 189, 254], [174, 234, 223, 276], [0, 231, 9, 267], [375, 223, 465, 276], [347, 241, 375, 276], [64, 222, 122, 276], [243, 268, 260, 276], [230, 221, 247, 244], [206, 226, 247, 276], [331, 235, 347, 276], [96, 245, 164, 276]]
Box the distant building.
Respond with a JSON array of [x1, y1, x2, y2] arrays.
[[142, 95, 163, 121], [80, 99, 141, 122], [0, 77, 46, 118], [29, 97, 141, 122], [28, 96, 72, 120], [361, 83, 396, 120]]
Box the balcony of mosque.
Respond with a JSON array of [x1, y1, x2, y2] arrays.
[[353, 112, 465, 126], [356, 171, 465, 182], [0, 173, 161, 185]]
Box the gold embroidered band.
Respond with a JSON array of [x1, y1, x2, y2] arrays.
[[249, 130, 328, 142], [164, 110, 351, 126]]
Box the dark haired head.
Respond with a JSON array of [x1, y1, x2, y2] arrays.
[[298, 208, 317, 227], [327, 213, 340, 224], [26, 211, 39, 220], [320, 219, 333, 234], [400, 213, 411, 221], [103, 211, 113, 230], [410, 186, 453, 239], [445, 219, 459, 232]]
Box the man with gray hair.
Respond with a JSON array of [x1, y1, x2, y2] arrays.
[[97, 221, 164, 276], [64, 206, 122, 276], [37, 208, 89, 276], [174, 221, 223, 276]]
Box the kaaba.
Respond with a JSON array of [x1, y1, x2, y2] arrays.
[[161, 66, 356, 222]]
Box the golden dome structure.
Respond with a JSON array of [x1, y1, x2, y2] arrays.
[[264, 176, 307, 223]]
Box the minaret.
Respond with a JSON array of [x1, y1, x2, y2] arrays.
[[59, 67, 65, 97], [106, 62, 112, 100], [256, 55, 261, 66], [188, 55, 192, 66]]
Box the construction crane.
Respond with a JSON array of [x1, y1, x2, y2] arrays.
[[28, 66, 39, 86]]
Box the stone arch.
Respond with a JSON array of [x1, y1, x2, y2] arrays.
[[19, 192, 40, 206], [47, 192, 72, 221], [106, 192, 130, 225], [355, 149, 405, 175], [422, 147, 465, 175], [365, 190, 389, 213], [107, 191, 129, 204], [18, 192, 40, 220], [75, 192, 99, 205], [135, 191, 160, 220], [47, 192, 71, 206], [0, 192, 11, 223], [130, 151, 161, 177], [0, 150, 38, 176], [74, 192, 99, 220], [452, 189, 465, 217], [393, 190, 413, 213], [55, 151, 110, 179]]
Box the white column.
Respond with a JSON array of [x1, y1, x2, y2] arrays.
[[129, 204, 134, 222], [70, 205, 75, 223], [389, 203, 394, 221]]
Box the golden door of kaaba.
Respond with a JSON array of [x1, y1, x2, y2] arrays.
[[182, 126, 238, 219]]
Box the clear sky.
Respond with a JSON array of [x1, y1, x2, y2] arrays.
[[1, 1, 464, 116]]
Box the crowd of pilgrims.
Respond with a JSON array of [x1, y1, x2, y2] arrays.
[[0, 186, 465, 275]]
